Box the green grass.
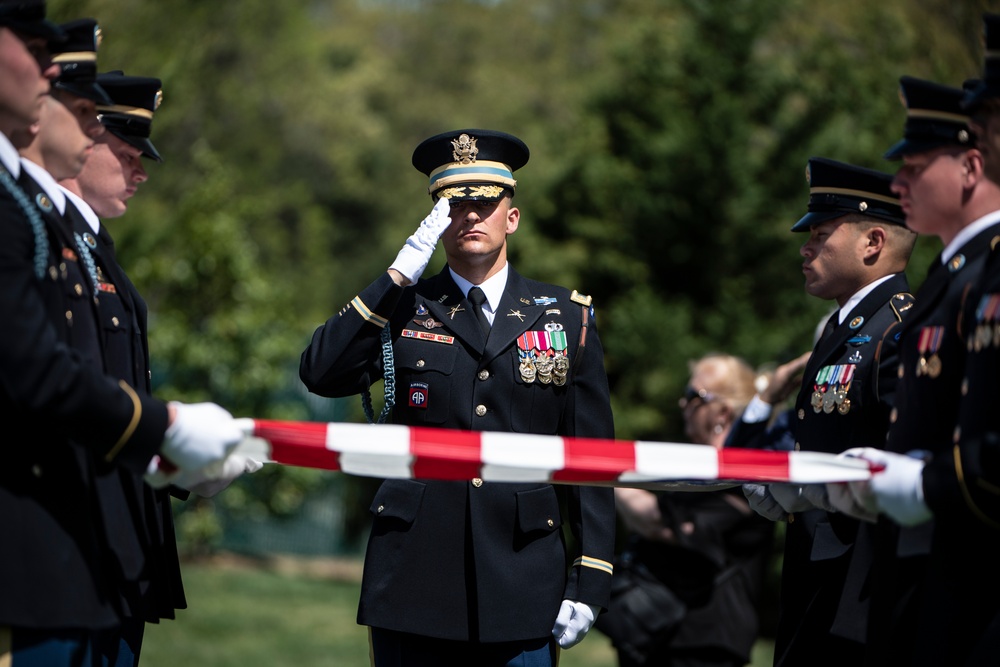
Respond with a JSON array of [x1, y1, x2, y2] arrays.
[[141, 557, 773, 666]]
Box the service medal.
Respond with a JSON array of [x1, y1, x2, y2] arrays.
[[837, 398, 851, 415], [916, 327, 944, 378], [520, 358, 536, 383]]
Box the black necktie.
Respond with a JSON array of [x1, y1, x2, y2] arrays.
[[819, 311, 838, 344], [468, 286, 491, 336]]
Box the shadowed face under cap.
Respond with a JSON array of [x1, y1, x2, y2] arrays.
[[52, 18, 111, 105], [884, 76, 973, 160], [791, 157, 904, 232], [96, 70, 163, 162], [411, 128, 529, 202]]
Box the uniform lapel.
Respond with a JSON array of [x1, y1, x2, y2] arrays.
[[806, 273, 909, 378], [483, 269, 543, 364], [420, 268, 485, 349]]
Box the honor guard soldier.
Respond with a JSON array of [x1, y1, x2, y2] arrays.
[[838, 23, 1000, 666], [834, 74, 1000, 667], [58, 70, 259, 664], [300, 129, 616, 666], [732, 157, 916, 666], [0, 4, 245, 665]]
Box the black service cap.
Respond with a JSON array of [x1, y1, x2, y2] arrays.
[[792, 157, 904, 232], [412, 128, 529, 202]]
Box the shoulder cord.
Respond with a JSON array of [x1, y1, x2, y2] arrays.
[[0, 166, 48, 280], [74, 231, 100, 297], [362, 324, 396, 424]]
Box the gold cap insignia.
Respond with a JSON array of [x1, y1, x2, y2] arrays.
[[451, 133, 478, 164], [154, 89, 163, 111], [859, 201, 868, 212]]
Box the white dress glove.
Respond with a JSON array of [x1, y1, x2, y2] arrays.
[[389, 197, 452, 284], [175, 453, 265, 498], [552, 599, 599, 649], [842, 447, 932, 527], [743, 483, 787, 521], [158, 401, 243, 469]]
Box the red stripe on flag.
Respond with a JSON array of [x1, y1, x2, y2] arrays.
[[410, 426, 483, 480], [554, 437, 634, 482], [717, 448, 790, 481], [253, 419, 342, 472]]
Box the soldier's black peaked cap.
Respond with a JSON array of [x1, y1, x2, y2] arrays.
[[791, 157, 904, 232], [884, 76, 973, 160], [412, 128, 529, 202]]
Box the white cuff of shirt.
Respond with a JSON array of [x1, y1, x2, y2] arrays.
[[741, 395, 774, 424]]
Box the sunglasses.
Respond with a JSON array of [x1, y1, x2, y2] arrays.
[[678, 385, 716, 409]]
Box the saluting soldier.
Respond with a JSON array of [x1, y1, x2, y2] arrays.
[[839, 74, 1000, 667], [299, 129, 616, 666], [0, 4, 245, 665], [733, 157, 916, 666]]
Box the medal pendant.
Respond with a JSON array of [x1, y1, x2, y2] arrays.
[[520, 358, 536, 383], [994, 323, 1000, 348], [554, 354, 570, 373], [926, 354, 942, 378], [811, 390, 824, 412], [553, 373, 567, 386], [822, 391, 836, 413], [837, 398, 851, 415], [917, 357, 927, 376]]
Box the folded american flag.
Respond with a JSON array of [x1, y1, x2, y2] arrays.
[[234, 420, 875, 488]]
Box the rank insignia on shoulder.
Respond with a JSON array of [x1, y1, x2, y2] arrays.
[[570, 290, 592, 307], [892, 293, 915, 317]]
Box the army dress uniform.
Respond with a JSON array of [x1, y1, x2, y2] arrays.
[[902, 31, 1000, 666], [864, 76, 1000, 667], [0, 134, 169, 632], [783, 274, 913, 657], [300, 266, 616, 643], [898, 227, 1000, 667], [65, 187, 187, 625], [727, 157, 913, 666], [64, 71, 188, 627]]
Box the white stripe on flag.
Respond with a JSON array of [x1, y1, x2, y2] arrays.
[[621, 441, 719, 482], [480, 432, 564, 482], [788, 450, 871, 483], [332, 422, 414, 478]]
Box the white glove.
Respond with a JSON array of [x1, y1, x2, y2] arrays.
[[389, 197, 452, 283], [175, 453, 265, 497], [825, 482, 879, 523], [843, 447, 932, 527], [551, 599, 599, 649], [159, 401, 244, 471], [769, 482, 834, 513], [743, 483, 787, 521]]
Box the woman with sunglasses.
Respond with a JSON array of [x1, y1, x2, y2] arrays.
[[597, 353, 776, 667]]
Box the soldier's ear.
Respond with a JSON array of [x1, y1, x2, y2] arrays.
[[864, 227, 887, 259]]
